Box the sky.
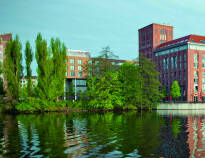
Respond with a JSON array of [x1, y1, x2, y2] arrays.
[[1, 0, 205, 74]]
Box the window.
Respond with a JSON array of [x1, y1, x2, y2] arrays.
[[78, 72, 82, 77], [203, 55, 205, 69], [96, 67, 100, 72], [171, 57, 174, 69], [88, 60, 92, 65], [155, 29, 157, 34], [194, 85, 198, 92], [155, 39, 157, 44], [70, 72, 75, 76], [194, 54, 198, 68], [95, 61, 99, 65], [70, 65, 75, 70], [191, 39, 195, 42], [169, 31, 172, 36], [194, 71, 198, 77], [78, 66, 82, 71], [70, 59, 75, 64], [78, 59, 82, 64], [200, 40, 205, 44]]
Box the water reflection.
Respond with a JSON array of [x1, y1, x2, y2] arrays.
[[0, 111, 205, 157]]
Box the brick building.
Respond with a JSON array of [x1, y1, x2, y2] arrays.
[[139, 23, 205, 102], [66, 49, 134, 99], [0, 34, 12, 63]]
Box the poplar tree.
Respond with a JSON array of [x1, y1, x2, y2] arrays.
[[25, 41, 33, 96], [35, 33, 52, 100], [50, 38, 67, 102], [4, 35, 23, 102], [35, 33, 67, 102]]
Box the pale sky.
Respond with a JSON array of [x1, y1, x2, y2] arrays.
[[1, 0, 205, 75]]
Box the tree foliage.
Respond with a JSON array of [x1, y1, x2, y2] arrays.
[[139, 55, 162, 108], [170, 80, 181, 100], [35, 33, 67, 102], [4, 35, 23, 102], [25, 41, 33, 96], [83, 46, 119, 78], [118, 63, 143, 107]]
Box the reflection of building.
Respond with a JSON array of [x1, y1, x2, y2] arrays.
[[187, 116, 205, 158], [139, 23, 205, 102], [65, 50, 134, 98], [64, 120, 89, 157]]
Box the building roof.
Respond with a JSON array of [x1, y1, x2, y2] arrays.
[[138, 23, 173, 31], [0, 34, 12, 41], [156, 34, 205, 50]]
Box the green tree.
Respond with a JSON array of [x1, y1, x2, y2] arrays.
[[118, 63, 143, 108], [170, 80, 181, 101], [139, 55, 161, 108], [161, 87, 168, 99], [35, 33, 67, 102], [4, 35, 23, 102], [86, 72, 124, 109], [50, 38, 67, 102], [83, 46, 118, 78], [35, 33, 52, 100], [25, 41, 33, 97]]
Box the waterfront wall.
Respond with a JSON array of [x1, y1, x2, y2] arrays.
[[157, 103, 205, 110]]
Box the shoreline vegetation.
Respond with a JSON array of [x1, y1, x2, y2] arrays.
[[0, 34, 181, 113]]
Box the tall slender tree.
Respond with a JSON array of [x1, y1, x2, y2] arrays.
[[50, 38, 67, 102], [35, 33, 67, 102], [4, 35, 23, 102], [25, 41, 33, 96]]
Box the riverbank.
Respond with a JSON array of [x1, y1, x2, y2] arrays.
[[157, 102, 205, 110]]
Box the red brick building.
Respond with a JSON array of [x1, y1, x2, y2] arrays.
[[139, 24, 205, 102], [0, 34, 12, 63]]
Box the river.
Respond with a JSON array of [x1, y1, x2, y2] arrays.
[[0, 110, 204, 157]]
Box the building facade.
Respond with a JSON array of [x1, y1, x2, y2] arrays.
[[139, 24, 205, 102], [0, 34, 12, 63], [66, 49, 134, 99]]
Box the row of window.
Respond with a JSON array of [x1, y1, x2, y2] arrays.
[[161, 54, 187, 71], [155, 45, 187, 56], [70, 59, 82, 64], [68, 65, 82, 71], [67, 71, 83, 77], [193, 54, 205, 69], [155, 28, 172, 36]]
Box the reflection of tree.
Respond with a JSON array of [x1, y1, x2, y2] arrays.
[[83, 112, 165, 157], [17, 114, 67, 158], [156, 116, 189, 158], [171, 118, 182, 138]]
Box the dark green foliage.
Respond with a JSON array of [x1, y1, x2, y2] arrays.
[[25, 41, 33, 96], [139, 55, 161, 108], [170, 80, 181, 100], [0, 78, 5, 96], [4, 35, 23, 102], [118, 63, 143, 108], [161, 87, 168, 99]]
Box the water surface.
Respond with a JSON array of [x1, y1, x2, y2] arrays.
[[0, 111, 204, 157]]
